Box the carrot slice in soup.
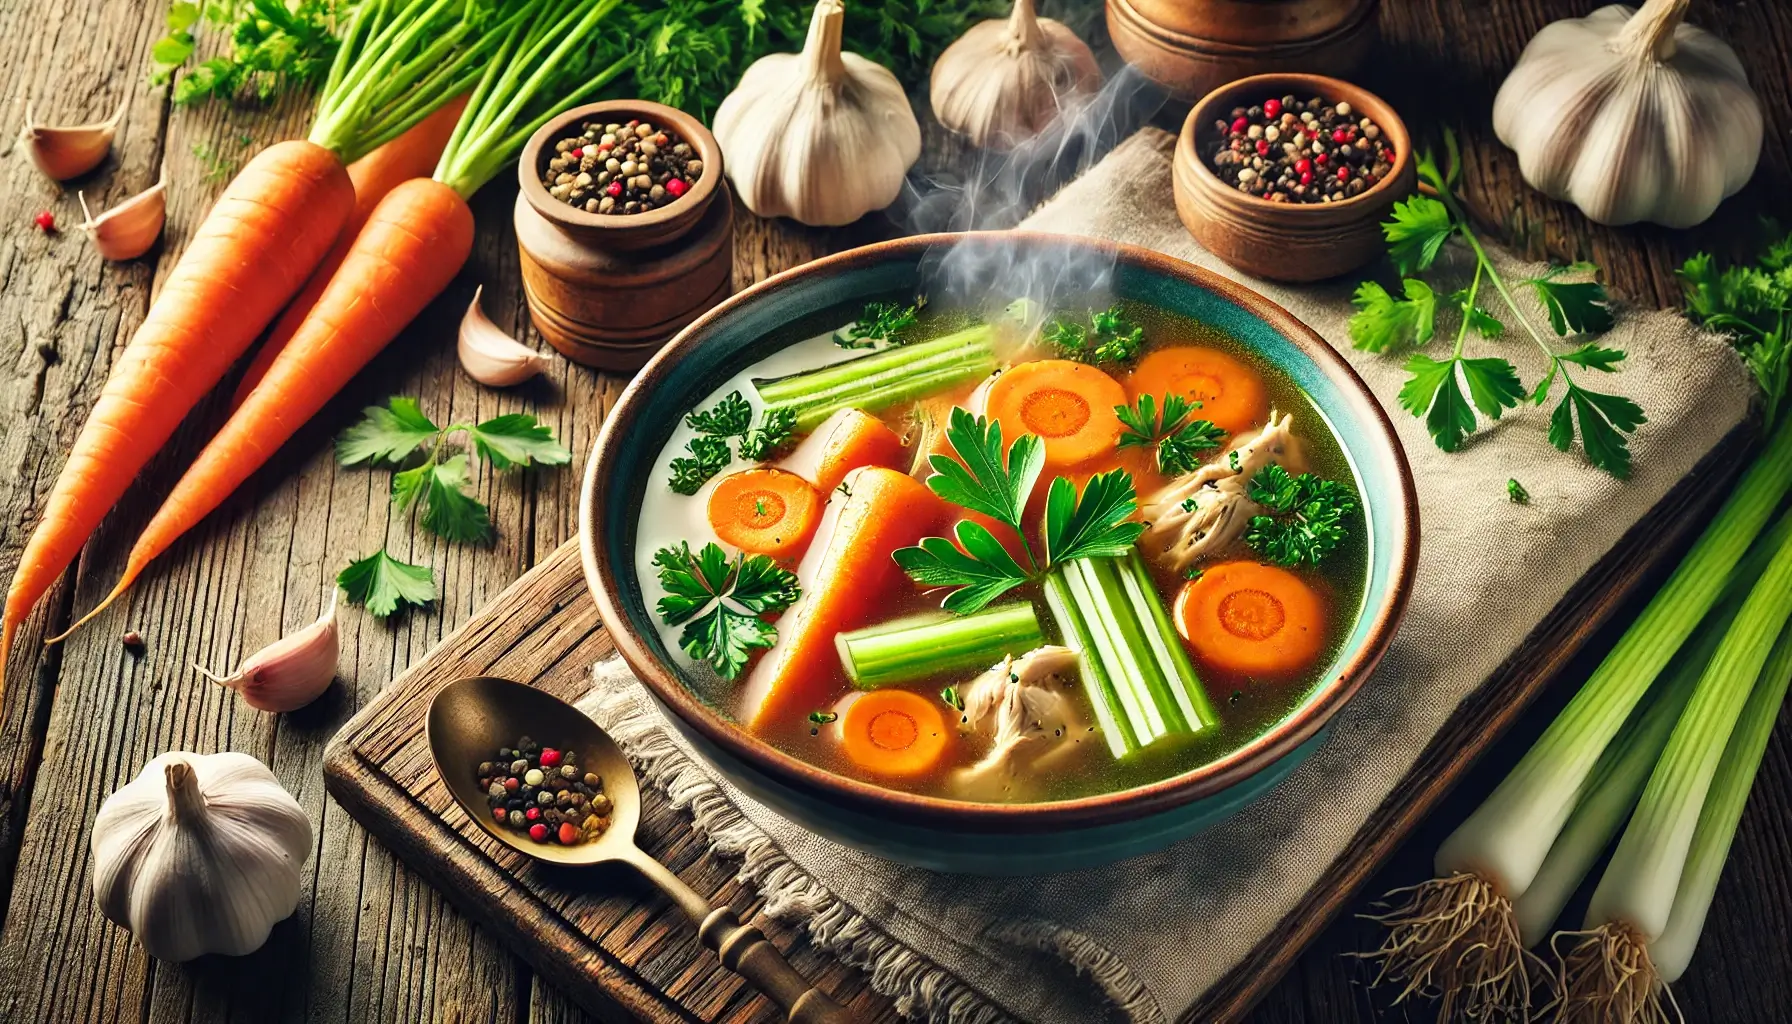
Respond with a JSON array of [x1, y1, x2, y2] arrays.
[[1129, 346, 1268, 436], [741, 467, 952, 731], [836, 689, 952, 779], [1175, 561, 1326, 678], [707, 468, 823, 560], [983, 359, 1125, 469], [780, 407, 909, 493]]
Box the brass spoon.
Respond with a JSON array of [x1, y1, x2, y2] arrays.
[[427, 675, 854, 1023]]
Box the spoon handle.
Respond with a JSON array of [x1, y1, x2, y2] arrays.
[[627, 850, 855, 1023]]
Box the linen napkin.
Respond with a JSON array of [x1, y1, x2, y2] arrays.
[[578, 128, 1754, 1024]]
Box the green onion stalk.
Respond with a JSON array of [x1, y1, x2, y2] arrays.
[[1359, 420, 1792, 1021]]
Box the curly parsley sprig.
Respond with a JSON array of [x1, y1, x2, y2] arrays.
[[1042, 305, 1146, 366], [833, 300, 923, 350], [1243, 465, 1358, 568], [1679, 231, 1792, 430], [1348, 130, 1642, 478], [651, 542, 800, 678], [668, 392, 797, 494]]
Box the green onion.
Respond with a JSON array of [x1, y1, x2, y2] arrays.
[[836, 603, 1042, 688], [756, 326, 998, 432], [1043, 551, 1215, 758]]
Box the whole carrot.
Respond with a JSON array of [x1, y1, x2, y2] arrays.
[[230, 93, 470, 408]]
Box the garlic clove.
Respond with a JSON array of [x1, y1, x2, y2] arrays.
[[929, 0, 1101, 151], [459, 285, 554, 386], [20, 98, 126, 181], [78, 173, 167, 262], [195, 591, 338, 712]]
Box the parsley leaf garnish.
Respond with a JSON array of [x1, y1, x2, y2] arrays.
[[152, 0, 345, 107], [738, 407, 797, 460], [467, 414, 573, 469], [1508, 478, 1530, 504], [808, 709, 838, 734], [651, 542, 800, 679], [670, 393, 799, 491], [685, 391, 754, 436], [940, 686, 964, 712], [1349, 279, 1438, 352], [894, 408, 1146, 614], [1526, 263, 1616, 336], [1678, 235, 1792, 430], [1042, 305, 1145, 365], [337, 398, 441, 465], [1243, 465, 1358, 567], [833, 300, 923, 349], [338, 550, 437, 619], [1398, 352, 1525, 452], [1382, 194, 1454, 277], [1116, 394, 1226, 475]]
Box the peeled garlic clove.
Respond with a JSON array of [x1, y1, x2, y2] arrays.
[[930, 0, 1101, 151], [78, 173, 167, 262], [195, 591, 338, 712], [20, 98, 125, 181], [459, 285, 553, 386]]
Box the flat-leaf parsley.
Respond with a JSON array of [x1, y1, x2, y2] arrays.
[[652, 541, 801, 679]]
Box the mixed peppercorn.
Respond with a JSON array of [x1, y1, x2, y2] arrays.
[[1208, 95, 1394, 204], [541, 118, 702, 216], [478, 736, 612, 845]]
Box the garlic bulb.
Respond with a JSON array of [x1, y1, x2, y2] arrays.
[[78, 174, 167, 261], [1492, 0, 1762, 228], [20, 99, 125, 181], [459, 285, 553, 386], [92, 751, 312, 962], [194, 591, 337, 712], [713, 0, 921, 226], [930, 0, 1100, 151]]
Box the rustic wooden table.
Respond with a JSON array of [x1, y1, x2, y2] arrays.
[[2, 1, 1790, 1022]]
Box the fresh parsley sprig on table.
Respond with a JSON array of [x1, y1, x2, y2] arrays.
[[1348, 130, 1642, 478], [668, 392, 796, 494], [892, 408, 1146, 614], [1042, 305, 1146, 366], [1242, 465, 1358, 568], [152, 0, 349, 105], [1116, 394, 1227, 476], [833, 300, 923, 350], [335, 397, 571, 617], [1680, 231, 1792, 430], [651, 541, 801, 679]]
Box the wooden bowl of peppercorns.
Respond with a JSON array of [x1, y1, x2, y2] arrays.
[[1173, 73, 1414, 283]]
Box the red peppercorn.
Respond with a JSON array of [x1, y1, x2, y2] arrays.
[[34, 211, 54, 231], [605, 180, 622, 197], [1337, 165, 1351, 181], [540, 748, 562, 768], [1364, 174, 1378, 186], [525, 806, 541, 821], [1255, 139, 1270, 156], [1263, 98, 1281, 119], [1300, 171, 1314, 186], [504, 777, 519, 792], [557, 822, 580, 845], [529, 823, 549, 842], [1315, 153, 1328, 166], [1230, 116, 1248, 134], [1332, 128, 1351, 144], [627, 119, 639, 127], [665, 178, 688, 198], [1294, 158, 1312, 175]]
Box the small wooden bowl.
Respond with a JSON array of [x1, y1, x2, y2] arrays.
[[1106, 0, 1378, 102], [1173, 73, 1415, 283], [515, 100, 734, 371]]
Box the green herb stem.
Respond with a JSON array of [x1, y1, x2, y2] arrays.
[[757, 326, 998, 432], [836, 604, 1042, 689]]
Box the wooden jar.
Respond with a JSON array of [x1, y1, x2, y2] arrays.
[[515, 100, 734, 372], [1106, 0, 1378, 102], [1173, 73, 1414, 282]]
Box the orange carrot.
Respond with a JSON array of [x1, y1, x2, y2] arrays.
[[1174, 560, 1327, 678], [230, 95, 470, 409], [779, 407, 909, 494], [742, 467, 952, 731], [707, 468, 824, 560], [834, 689, 953, 779], [1128, 346, 1268, 436], [0, 141, 353, 676], [60, 179, 474, 634], [981, 359, 1126, 470]]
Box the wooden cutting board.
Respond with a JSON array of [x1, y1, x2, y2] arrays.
[[321, 430, 1745, 1024]]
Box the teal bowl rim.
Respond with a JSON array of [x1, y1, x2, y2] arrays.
[[579, 231, 1419, 833]]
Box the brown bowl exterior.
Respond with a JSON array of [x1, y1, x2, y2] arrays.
[[1106, 0, 1378, 101], [1174, 73, 1416, 283], [578, 232, 1419, 835], [518, 99, 722, 252]]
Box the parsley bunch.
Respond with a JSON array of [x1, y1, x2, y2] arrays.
[[833, 300, 923, 350], [652, 542, 800, 678], [669, 391, 797, 494], [1116, 394, 1226, 476], [1043, 305, 1146, 366], [1679, 232, 1792, 430], [153, 0, 351, 105], [335, 397, 572, 617], [1348, 131, 1644, 478], [893, 408, 1146, 614], [1242, 465, 1357, 567]]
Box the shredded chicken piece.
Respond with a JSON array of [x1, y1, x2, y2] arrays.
[[1140, 413, 1303, 572], [951, 646, 1085, 801]]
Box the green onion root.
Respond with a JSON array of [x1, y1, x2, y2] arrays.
[[1547, 923, 1674, 1024], [1357, 873, 1536, 1020]]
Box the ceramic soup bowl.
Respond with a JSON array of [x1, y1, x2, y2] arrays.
[[580, 232, 1417, 874]]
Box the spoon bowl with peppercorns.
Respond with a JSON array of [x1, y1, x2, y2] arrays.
[[427, 675, 853, 1023]]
